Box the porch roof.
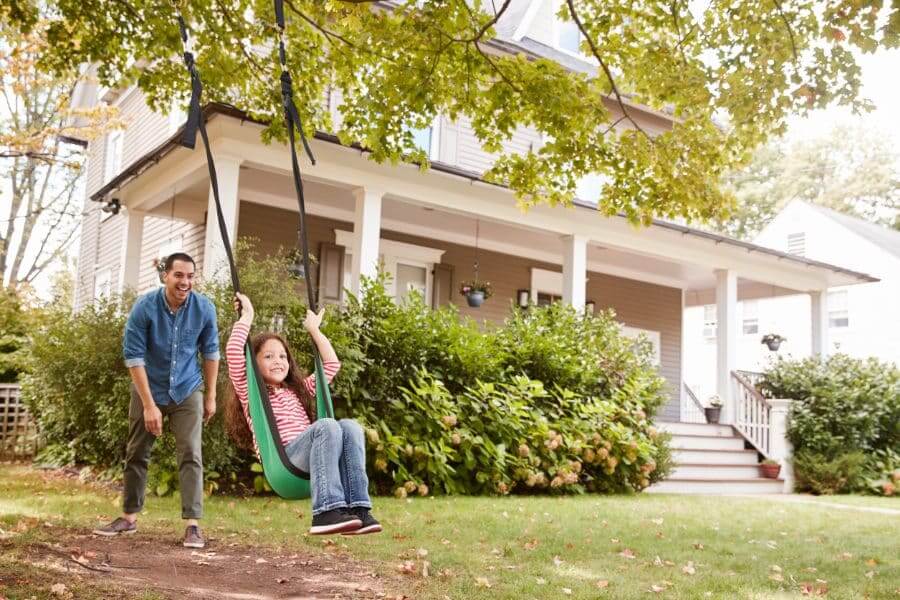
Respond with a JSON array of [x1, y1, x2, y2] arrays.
[[91, 103, 877, 292]]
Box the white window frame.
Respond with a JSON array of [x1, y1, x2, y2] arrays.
[[94, 268, 112, 301], [410, 116, 441, 161], [530, 268, 563, 304], [104, 129, 124, 184], [741, 300, 759, 335], [621, 325, 661, 366], [703, 304, 717, 339], [334, 230, 445, 304], [828, 290, 849, 329]]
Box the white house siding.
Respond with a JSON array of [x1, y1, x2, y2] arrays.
[[116, 87, 172, 171], [136, 218, 207, 293]]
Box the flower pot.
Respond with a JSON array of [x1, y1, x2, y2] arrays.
[[765, 340, 782, 351], [759, 463, 781, 479], [704, 407, 721, 424], [465, 291, 485, 307]]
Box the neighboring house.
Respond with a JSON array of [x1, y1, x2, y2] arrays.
[[684, 200, 899, 404], [69, 1, 877, 492]]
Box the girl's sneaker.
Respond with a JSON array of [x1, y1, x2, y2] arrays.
[[341, 507, 382, 536], [309, 509, 362, 535]]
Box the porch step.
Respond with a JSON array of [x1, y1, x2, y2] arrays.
[[647, 477, 785, 495], [669, 433, 747, 451], [672, 463, 763, 479], [657, 422, 734, 437], [673, 448, 759, 465]]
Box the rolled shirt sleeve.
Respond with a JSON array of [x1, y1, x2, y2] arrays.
[[199, 298, 220, 361], [123, 299, 149, 368]]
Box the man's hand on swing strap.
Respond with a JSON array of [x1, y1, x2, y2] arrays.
[[143, 404, 163, 436]]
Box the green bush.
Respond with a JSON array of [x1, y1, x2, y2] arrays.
[[760, 354, 900, 494], [22, 240, 671, 496], [0, 289, 29, 383]]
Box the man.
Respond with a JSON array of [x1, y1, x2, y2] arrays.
[[94, 253, 219, 548]]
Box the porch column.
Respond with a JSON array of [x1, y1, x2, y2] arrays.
[[561, 234, 587, 311], [715, 269, 738, 424], [350, 187, 384, 297], [118, 208, 146, 293], [809, 290, 829, 357], [202, 155, 242, 280]]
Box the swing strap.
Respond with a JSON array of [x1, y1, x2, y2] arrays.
[[173, 8, 312, 480], [273, 0, 334, 419]]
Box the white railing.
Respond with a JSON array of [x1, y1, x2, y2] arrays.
[[731, 371, 770, 458], [681, 382, 707, 424]]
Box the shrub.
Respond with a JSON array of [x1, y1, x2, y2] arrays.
[[760, 354, 900, 494], [0, 289, 29, 383]]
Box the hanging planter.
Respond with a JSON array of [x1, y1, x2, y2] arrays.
[[760, 333, 786, 351], [459, 280, 492, 308], [704, 395, 723, 424]]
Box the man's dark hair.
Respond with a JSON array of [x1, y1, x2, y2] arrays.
[[163, 252, 196, 272]]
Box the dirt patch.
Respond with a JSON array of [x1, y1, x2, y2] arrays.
[[4, 525, 398, 600]]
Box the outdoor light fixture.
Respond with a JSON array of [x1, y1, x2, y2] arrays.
[[585, 300, 596, 315], [101, 198, 121, 215], [517, 289, 530, 308]]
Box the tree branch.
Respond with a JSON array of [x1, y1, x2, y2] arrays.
[[565, 0, 651, 141], [771, 0, 799, 61]]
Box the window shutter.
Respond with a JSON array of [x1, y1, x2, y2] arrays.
[[432, 263, 454, 309], [317, 242, 345, 305]]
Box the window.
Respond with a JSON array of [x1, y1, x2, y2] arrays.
[[742, 300, 759, 335], [621, 325, 661, 366], [537, 292, 562, 306], [94, 269, 112, 301], [156, 235, 183, 285], [410, 118, 440, 160], [787, 232, 806, 256], [104, 130, 124, 183], [575, 173, 605, 203], [703, 304, 717, 339], [335, 231, 445, 305], [828, 290, 849, 328], [558, 19, 581, 53]]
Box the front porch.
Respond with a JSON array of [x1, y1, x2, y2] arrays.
[[97, 107, 874, 458]]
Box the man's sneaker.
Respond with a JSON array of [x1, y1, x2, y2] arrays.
[[309, 509, 362, 535], [92, 517, 137, 537], [183, 525, 205, 548], [341, 507, 382, 536]]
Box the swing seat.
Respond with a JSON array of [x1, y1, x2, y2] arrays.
[[245, 346, 335, 500]]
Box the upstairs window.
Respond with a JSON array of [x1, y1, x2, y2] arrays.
[[828, 290, 849, 328], [104, 130, 124, 183], [702, 304, 716, 339], [742, 300, 759, 335]]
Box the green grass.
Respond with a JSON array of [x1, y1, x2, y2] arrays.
[[790, 494, 900, 510], [1, 465, 898, 599]]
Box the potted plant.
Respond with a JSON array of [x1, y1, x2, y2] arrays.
[[759, 458, 781, 479], [760, 333, 786, 351], [459, 280, 493, 308], [704, 395, 723, 424]]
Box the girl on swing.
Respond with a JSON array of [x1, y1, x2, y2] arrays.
[[225, 292, 381, 536]]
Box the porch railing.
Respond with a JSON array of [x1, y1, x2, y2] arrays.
[[681, 382, 707, 424], [731, 371, 770, 458], [0, 384, 41, 459]]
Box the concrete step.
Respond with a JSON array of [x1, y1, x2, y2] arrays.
[[669, 433, 747, 451], [647, 477, 785, 495], [672, 463, 763, 479], [657, 421, 735, 437], [673, 448, 760, 465]]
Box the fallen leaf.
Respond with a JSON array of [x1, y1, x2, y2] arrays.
[[417, 548, 429, 558], [255, 558, 268, 564], [535, 577, 547, 585], [524, 539, 539, 551], [866, 558, 878, 567], [769, 573, 784, 582], [610, 538, 620, 543], [475, 577, 492, 588], [682, 562, 696, 576], [553, 555, 564, 567], [653, 556, 664, 567], [865, 571, 875, 579], [397, 561, 416, 575], [276, 578, 287, 584], [596, 579, 610, 589], [649, 584, 667, 593], [651, 518, 664, 525], [770, 565, 783, 573], [619, 548, 636, 559], [838, 552, 853, 560], [693, 543, 705, 550], [562, 588, 573, 595]]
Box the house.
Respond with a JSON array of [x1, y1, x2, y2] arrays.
[[684, 201, 899, 406], [69, 1, 877, 493]]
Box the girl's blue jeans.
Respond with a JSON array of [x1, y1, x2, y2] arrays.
[[285, 418, 372, 515]]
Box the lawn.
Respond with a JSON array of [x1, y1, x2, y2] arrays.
[[1, 464, 897, 599]]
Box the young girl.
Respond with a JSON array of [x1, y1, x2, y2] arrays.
[[225, 292, 381, 535]]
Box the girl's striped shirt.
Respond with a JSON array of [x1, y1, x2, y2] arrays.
[[226, 322, 340, 452]]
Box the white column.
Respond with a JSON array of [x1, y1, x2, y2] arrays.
[[768, 399, 795, 493], [118, 208, 145, 293], [202, 156, 242, 280], [715, 269, 738, 424], [809, 290, 829, 357], [561, 234, 587, 311], [350, 187, 384, 297]]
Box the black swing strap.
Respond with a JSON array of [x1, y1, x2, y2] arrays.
[[174, 8, 312, 480]]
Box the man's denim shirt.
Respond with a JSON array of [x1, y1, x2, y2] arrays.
[[123, 288, 220, 405]]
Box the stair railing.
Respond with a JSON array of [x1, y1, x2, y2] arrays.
[[731, 370, 771, 458]]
